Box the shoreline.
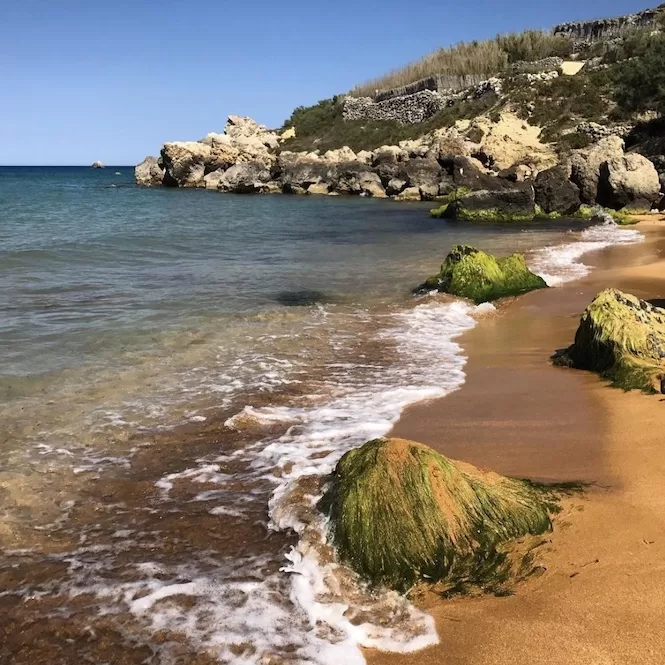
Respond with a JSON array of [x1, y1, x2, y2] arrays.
[[368, 221, 665, 664]]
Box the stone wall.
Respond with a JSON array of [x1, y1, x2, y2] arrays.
[[374, 74, 489, 102], [343, 78, 501, 125], [342, 90, 452, 124], [553, 5, 663, 42]]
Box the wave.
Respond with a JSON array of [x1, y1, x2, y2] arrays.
[[529, 217, 643, 286]]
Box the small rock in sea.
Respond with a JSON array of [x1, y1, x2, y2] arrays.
[[91, 161, 104, 169]]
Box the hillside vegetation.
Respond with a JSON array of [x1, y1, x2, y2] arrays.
[[350, 31, 574, 97], [280, 24, 665, 155]]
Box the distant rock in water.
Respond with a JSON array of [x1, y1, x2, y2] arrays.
[[322, 437, 557, 592], [416, 244, 547, 303], [91, 161, 104, 169], [553, 288, 665, 393]]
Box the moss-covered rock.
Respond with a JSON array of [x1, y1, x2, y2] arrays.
[[430, 187, 473, 217], [554, 288, 665, 393], [323, 437, 557, 592], [443, 185, 538, 223], [417, 244, 547, 303]]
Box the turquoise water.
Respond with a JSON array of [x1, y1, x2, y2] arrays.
[[2, 166, 622, 665]]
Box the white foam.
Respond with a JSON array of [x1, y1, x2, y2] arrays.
[[530, 217, 643, 286]]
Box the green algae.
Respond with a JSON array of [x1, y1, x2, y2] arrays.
[[430, 187, 473, 218], [553, 288, 665, 393], [423, 244, 547, 303], [322, 438, 559, 593]]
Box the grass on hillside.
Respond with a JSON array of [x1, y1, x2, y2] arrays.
[[350, 31, 574, 97]]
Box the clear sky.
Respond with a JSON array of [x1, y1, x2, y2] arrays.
[[0, 0, 653, 165]]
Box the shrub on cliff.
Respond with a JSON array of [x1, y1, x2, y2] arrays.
[[322, 437, 557, 592], [610, 33, 665, 117], [553, 288, 665, 393], [417, 244, 547, 303]]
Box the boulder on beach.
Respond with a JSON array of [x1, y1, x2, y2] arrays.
[[322, 437, 556, 592], [553, 288, 665, 393], [417, 244, 547, 303], [534, 166, 581, 215]]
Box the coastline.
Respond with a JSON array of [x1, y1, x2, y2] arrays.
[[368, 221, 665, 664]]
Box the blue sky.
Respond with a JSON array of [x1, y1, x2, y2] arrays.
[[0, 0, 652, 165]]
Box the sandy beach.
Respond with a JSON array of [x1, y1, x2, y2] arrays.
[[368, 222, 665, 665]]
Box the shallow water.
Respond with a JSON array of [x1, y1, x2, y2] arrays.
[[0, 166, 643, 664]]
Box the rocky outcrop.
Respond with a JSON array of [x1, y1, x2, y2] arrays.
[[554, 288, 665, 393], [417, 244, 547, 302], [323, 437, 556, 592], [91, 161, 104, 169], [534, 166, 581, 214], [135, 156, 165, 187], [161, 141, 211, 188], [553, 6, 663, 43]]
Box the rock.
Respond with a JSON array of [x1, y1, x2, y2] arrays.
[[553, 288, 665, 393], [307, 182, 330, 195], [218, 161, 271, 193], [394, 186, 421, 201], [439, 156, 503, 193], [201, 134, 242, 172], [135, 156, 164, 187], [568, 136, 624, 204], [534, 166, 581, 214], [399, 157, 442, 189], [498, 164, 533, 182], [359, 172, 387, 198], [161, 141, 211, 187], [419, 184, 439, 201], [277, 152, 330, 190], [418, 244, 547, 302], [323, 146, 357, 163], [323, 437, 555, 591], [203, 169, 226, 190], [331, 162, 386, 197], [91, 161, 104, 169], [279, 127, 296, 140], [622, 198, 654, 213], [386, 178, 407, 196], [597, 153, 661, 209], [356, 150, 374, 165], [443, 184, 537, 223]]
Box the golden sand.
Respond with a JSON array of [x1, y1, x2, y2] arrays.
[[367, 221, 665, 664]]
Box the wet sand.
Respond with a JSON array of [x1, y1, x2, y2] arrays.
[[369, 223, 665, 664]]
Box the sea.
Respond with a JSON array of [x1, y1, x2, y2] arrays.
[[0, 166, 643, 664]]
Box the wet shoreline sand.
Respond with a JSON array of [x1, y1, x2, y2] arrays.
[[369, 222, 665, 664]]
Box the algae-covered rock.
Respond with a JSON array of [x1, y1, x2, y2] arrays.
[[418, 244, 547, 303], [443, 185, 537, 223], [554, 288, 665, 393], [323, 438, 556, 592]]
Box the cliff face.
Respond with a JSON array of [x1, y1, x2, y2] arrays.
[[553, 5, 663, 42]]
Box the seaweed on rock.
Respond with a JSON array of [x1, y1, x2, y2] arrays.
[[322, 438, 559, 593], [417, 244, 547, 303], [553, 288, 665, 393]]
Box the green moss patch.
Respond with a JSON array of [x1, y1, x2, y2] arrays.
[[553, 288, 665, 393], [418, 244, 547, 303], [322, 438, 560, 592]]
